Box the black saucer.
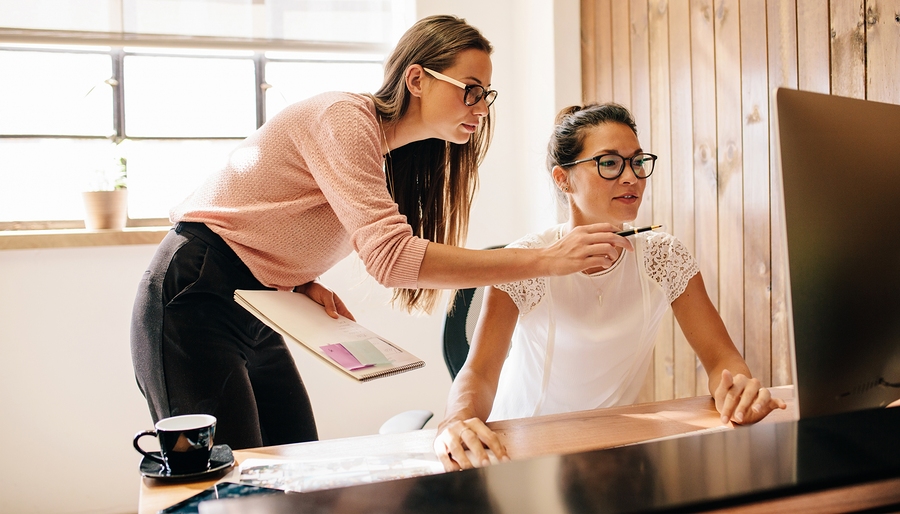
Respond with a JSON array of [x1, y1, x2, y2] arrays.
[[140, 444, 234, 481]]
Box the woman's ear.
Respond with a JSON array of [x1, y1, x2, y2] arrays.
[[551, 165, 569, 193], [405, 64, 425, 98]]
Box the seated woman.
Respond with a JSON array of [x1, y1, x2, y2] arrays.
[[434, 103, 786, 471]]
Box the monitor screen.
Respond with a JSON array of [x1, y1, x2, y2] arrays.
[[774, 88, 900, 418]]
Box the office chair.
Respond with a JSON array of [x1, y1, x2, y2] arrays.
[[442, 286, 486, 380], [378, 249, 499, 434]]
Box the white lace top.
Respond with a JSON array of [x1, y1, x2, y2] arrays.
[[488, 224, 699, 421]]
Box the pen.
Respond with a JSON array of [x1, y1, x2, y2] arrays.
[[616, 224, 662, 237]]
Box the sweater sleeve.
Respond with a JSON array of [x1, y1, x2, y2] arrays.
[[301, 97, 428, 288]]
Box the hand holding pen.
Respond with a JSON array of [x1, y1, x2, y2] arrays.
[[584, 225, 661, 271], [616, 224, 662, 237], [585, 224, 663, 272], [543, 223, 661, 276]]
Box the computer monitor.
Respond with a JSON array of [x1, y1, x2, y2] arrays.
[[773, 88, 900, 419]]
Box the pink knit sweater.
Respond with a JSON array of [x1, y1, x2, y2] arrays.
[[171, 92, 429, 290]]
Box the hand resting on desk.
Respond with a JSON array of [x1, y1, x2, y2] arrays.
[[714, 369, 787, 425], [434, 417, 509, 472]]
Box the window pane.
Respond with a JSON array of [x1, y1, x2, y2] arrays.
[[3, 0, 410, 45], [124, 55, 257, 137], [276, 2, 393, 43], [122, 0, 405, 43], [0, 138, 116, 221], [0, 138, 238, 221], [0, 50, 114, 136], [126, 0, 256, 38], [125, 139, 237, 218], [0, 0, 115, 32], [265, 61, 383, 120]]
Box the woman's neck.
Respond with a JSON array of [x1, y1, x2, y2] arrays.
[[566, 216, 626, 233], [381, 103, 430, 153]]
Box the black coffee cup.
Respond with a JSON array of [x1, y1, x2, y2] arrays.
[[133, 414, 217, 475]]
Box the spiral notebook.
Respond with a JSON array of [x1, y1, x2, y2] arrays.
[[234, 290, 425, 382]]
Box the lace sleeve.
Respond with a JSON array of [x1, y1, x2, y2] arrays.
[[642, 232, 700, 303], [494, 234, 548, 316]]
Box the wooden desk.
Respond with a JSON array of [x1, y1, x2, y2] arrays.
[[491, 388, 794, 461], [139, 388, 796, 513]]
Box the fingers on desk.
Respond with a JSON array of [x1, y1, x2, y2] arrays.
[[718, 374, 789, 425], [435, 419, 508, 472]]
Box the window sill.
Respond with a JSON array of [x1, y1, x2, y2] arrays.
[[0, 226, 171, 250]]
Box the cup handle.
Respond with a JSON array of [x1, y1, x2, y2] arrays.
[[133, 430, 166, 465]]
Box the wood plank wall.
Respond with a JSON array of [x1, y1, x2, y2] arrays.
[[580, 0, 900, 403]]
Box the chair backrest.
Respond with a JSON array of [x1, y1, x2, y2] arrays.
[[441, 245, 506, 380], [442, 286, 487, 380]]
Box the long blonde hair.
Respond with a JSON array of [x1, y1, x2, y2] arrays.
[[368, 15, 494, 314]]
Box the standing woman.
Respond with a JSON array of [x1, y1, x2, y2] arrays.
[[131, 15, 626, 450]]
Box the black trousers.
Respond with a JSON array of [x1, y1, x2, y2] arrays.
[[130, 222, 318, 449]]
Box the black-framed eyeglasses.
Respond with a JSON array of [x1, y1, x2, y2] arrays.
[[560, 152, 658, 180], [423, 67, 498, 107]]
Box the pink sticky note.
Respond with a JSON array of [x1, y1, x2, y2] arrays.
[[321, 343, 374, 371]]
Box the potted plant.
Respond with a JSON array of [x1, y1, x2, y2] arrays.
[[82, 138, 128, 230]]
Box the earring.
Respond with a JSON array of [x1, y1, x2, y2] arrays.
[[563, 184, 570, 192]]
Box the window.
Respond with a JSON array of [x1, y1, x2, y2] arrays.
[[264, 53, 385, 120], [0, 0, 412, 229]]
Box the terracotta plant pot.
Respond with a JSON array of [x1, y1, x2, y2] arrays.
[[82, 189, 128, 230]]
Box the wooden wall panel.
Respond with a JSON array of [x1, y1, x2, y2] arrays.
[[579, 0, 900, 399], [831, 1, 866, 98], [740, 0, 771, 387], [866, 0, 900, 104], [581, 0, 598, 103], [669, 0, 698, 399], [595, 0, 614, 102], [797, 0, 831, 93], [768, 1, 799, 387], [611, 1, 632, 106], [581, 0, 615, 103], [649, 0, 675, 401], [768, 1, 799, 92], [630, 0, 654, 229], [714, 0, 745, 360], [689, 0, 717, 396]]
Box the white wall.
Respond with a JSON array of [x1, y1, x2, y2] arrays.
[[0, 1, 580, 512]]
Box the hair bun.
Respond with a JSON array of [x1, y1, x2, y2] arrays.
[[554, 105, 584, 124]]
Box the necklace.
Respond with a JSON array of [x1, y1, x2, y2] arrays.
[[557, 225, 623, 307], [378, 115, 395, 200]]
